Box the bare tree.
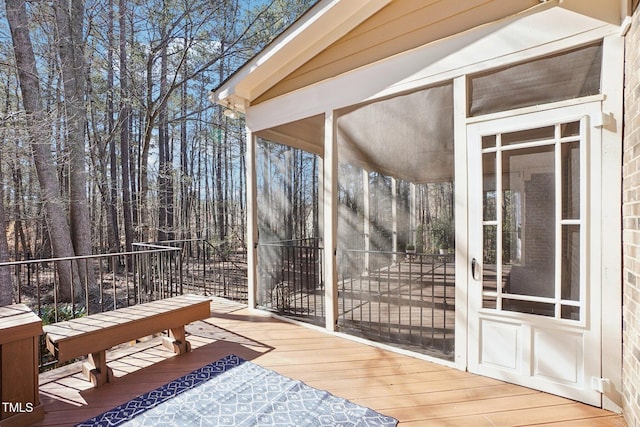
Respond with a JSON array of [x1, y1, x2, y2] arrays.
[[157, 6, 172, 242], [119, 0, 135, 252], [5, 0, 80, 301], [55, 0, 94, 288], [107, 0, 120, 252], [0, 144, 12, 306], [0, 0, 316, 275]]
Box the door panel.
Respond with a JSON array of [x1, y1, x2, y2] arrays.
[[467, 103, 601, 406], [479, 319, 520, 370], [533, 327, 582, 385]]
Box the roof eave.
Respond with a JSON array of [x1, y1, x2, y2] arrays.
[[210, 0, 392, 113]]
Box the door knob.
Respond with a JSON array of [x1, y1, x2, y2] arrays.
[[471, 258, 480, 281]]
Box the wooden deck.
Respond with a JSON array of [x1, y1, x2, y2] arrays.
[[34, 297, 626, 426]]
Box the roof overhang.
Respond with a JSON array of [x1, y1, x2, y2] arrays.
[[209, 0, 393, 114], [211, 0, 629, 116]]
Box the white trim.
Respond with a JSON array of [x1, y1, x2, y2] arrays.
[[599, 34, 624, 414], [236, 1, 625, 407], [620, 15, 632, 35], [466, 102, 604, 406], [363, 169, 371, 274], [554, 123, 563, 319], [246, 129, 258, 309], [391, 177, 398, 262], [465, 95, 606, 125], [323, 111, 338, 331], [453, 76, 468, 370], [214, 0, 392, 109], [246, 7, 618, 132]]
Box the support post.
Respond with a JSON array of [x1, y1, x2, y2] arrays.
[[392, 176, 397, 264], [453, 75, 468, 370], [246, 128, 259, 309], [363, 169, 370, 275], [323, 111, 338, 331], [600, 33, 623, 412], [410, 182, 417, 245], [162, 326, 191, 354], [82, 350, 113, 387]]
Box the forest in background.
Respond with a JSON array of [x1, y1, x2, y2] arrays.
[[0, 0, 316, 305]]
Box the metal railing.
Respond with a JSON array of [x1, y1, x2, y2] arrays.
[[338, 249, 455, 360], [256, 238, 325, 326], [141, 239, 248, 302], [3, 246, 181, 371], [5, 246, 181, 321], [3, 238, 248, 371], [254, 240, 454, 359]]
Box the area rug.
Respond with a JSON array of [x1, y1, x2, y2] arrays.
[[76, 354, 398, 426]]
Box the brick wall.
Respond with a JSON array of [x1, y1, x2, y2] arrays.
[[623, 7, 640, 427]]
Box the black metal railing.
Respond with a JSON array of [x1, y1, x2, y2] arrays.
[[3, 238, 248, 371], [338, 249, 455, 360], [6, 246, 181, 319], [256, 238, 324, 326], [2, 246, 181, 371], [139, 239, 248, 302]]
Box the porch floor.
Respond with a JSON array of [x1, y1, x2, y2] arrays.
[[34, 297, 626, 426]]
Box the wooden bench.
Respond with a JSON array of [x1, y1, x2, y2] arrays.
[[43, 294, 211, 387]]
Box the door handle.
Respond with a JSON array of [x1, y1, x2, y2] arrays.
[[471, 258, 480, 281]]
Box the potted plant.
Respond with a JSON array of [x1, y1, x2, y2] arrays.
[[430, 217, 454, 254], [405, 244, 416, 254]]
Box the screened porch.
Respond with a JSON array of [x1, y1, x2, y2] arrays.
[[251, 81, 457, 361]]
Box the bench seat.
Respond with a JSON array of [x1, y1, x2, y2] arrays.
[[43, 294, 211, 387]]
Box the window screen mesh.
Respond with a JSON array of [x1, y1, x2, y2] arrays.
[[469, 42, 602, 117], [336, 82, 454, 184]]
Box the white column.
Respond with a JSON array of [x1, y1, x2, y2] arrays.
[[392, 177, 397, 264], [410, 182, 416, 245], [363, 169, 370, 275], [453, 75, 468, 370], [245, 128, 258, 309], [599, 34, 623, 413], [323, 111, 338, 331], [318, 157, 324, 247]]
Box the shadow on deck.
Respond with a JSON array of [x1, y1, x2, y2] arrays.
[[33, 297, 626, 427]]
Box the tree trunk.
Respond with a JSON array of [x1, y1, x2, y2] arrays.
[[0, 140, 12, 306], [12, 166, 30, 259], [107, 0, 121, 253], [157, 30, 169, 242], [5, 0, 79, 302], [55, 0, 94, 291], [119, 0, 134, 253], [180, 62, 190, 239]]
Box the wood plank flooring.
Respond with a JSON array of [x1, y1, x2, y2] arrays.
[[34, 298, 626, 426]]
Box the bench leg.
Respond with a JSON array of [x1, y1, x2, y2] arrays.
[[162, 326, 191, 354], [82, 350, 113, 387]]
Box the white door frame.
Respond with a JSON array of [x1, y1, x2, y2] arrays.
[[466, 101, 603, 406]]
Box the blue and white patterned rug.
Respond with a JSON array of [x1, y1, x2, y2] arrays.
[[76, 354, 398, 426]]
